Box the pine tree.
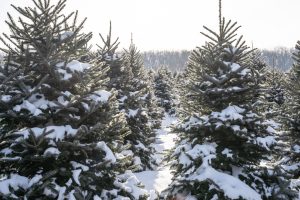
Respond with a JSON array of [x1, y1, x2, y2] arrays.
[[0, 0, 147, 199], [96, 22, 123, 90], [96, 30, 162, 171], [283, 40, 300, 189], [154, 66, 175, 115], [164, 1, 296, 199], [263, 62, 286, 106], [121, 40, 162, 170]]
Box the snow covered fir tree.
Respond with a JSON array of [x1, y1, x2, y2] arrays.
[[164, 1, 298, 199], [154, 66, 176, 115], [283, 39, 300, 187], [0, 0, 148, 199], [96, 31, 162, 172], [0, 0, 299, 199], [119, 41, 160, 171]]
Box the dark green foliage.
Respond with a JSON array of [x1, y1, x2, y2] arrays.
[[95, 22, 123, 90], [283, 40, 300, 182], [166, 5, 296, 198], [120, 42, 162, 170], [0, 0, 138, 198], [95, 30, 162, 171], [154, 66, 175, 114]]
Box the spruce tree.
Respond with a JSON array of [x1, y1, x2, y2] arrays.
[[263, 64, 286, 107], [121, 41, 162, 170], [95, 22, 123, 90], [164, 1, 296, 199], [96, 31, 162, 171], [284, 40, 300, 187], [154, 66, 175, 115], [0, 0, 147, 199]]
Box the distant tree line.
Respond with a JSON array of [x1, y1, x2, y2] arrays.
[[143, 47, 294, 72]]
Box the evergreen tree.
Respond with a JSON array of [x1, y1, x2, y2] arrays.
[[121, 41, 162, 170], [96, 22, 123, 90], [164, 1, 296, 199], [96, 31, 162, 171], [263, 63, 286, 107], [154, 66, 175, 115], [0, 0, 147, 199], [284, 40, 300, 188]]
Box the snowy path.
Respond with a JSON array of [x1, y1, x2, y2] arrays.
[[134, 114, 178, 199]]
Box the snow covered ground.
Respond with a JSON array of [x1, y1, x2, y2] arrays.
[[134, 113, 178, 200]]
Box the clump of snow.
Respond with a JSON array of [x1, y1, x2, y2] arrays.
[[119, 95, 128, 102], [135, 141, 147, 151], [57, 68, 72, 80], [57, 96, 69, 106], [133, 156, 143, 169], [0, 174, 29, 195], [72, 169, 82, 185], [13, 100, 43, 116], [230, 63, 241, 72], [13, 93, 63, 116], [188, 165, 262, 200], [256, 136, 276, 150], [55, 60, 90, 80], [239, 68, 251, 76], [1, 95, 12, 102], [70, 161, 89, 171], [96, 141, 116, 163], [263, 119, 280, 129], [128, 108, 139, 117], [223, 61, 251, 76], [0, 148, 12, 155], [60, 31, 74, 40], [28, 93, 49, 110], [222, 148, 233, 158], [211, 105, 245, 121], [115, 171, 149, 199], [116, 150, 134, 160], [178, 151, 192, 167], [44, 147, 61, 156], [28, 174, 42, 187], [293, 145, 300, 153], [224, 61, 241, 72], [186, 143, 217, 160], [182, 116, 202, 130], [266, 126, 276, 134], [68, 189, 76, 200], [89, 90, 111, 103], [231, 125, 241, 132], [17, 125, 77, 141], [183, 147, 262, 200], [66, 60, 90, 72], [129, 91, 139, 96]]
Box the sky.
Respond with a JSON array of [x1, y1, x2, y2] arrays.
[[0, 0, 299, 51]]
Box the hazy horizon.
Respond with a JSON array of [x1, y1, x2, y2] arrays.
[[0, 0, 299, 51]]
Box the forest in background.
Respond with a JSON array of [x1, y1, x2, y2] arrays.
[[143, 47, 294, 72], [0, 47, 294, 72]]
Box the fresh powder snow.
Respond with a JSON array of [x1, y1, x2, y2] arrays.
[[134, 113, 178, 200]]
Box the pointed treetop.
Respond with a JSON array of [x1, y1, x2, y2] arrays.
[[97, 21, 120, 56], [131, 32, 133, 45], [219, 0, 222, 32]]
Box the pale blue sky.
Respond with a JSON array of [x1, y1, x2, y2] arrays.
[[0, 0, 299, 51]]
